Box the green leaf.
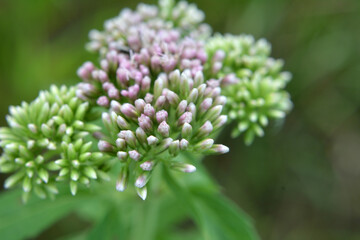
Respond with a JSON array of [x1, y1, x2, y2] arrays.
[[0, 188, 91, 240], [87, 207, 126, 240], [191, 190, 260, 240], [163, 163, 260, 240]]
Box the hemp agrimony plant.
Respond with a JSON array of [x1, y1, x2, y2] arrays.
[[0, 0, 291, 239]]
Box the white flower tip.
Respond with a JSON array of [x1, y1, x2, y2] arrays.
[[185, 164, 196, 173]]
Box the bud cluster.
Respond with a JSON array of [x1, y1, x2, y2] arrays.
[[0, 86, 106, 201], [77, 36, 208, 106], [97, 69, 228, 199], [86, 0, 211, 56], [0, 0, 292, 201], [206, 34, 292, 144]]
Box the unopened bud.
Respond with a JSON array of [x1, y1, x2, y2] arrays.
[[129, 150, 141, 161], [158, 121, 170, 137]]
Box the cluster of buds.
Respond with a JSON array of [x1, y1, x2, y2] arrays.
[[86, 0, 211, 56], [97, 69, 228, 199], [77, 36, 208, 106], [0, 0, 292, 201], [0, 86, 107, 201], [206, 34, 292, 144]]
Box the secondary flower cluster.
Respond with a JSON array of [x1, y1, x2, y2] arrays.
[[86, 0, 210, 56], [206, 34, 292, 144], [0, 0, 292, 200], [0, 86, 107, 201]]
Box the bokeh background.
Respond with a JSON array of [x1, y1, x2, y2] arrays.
[[0, 0, 359, 239]]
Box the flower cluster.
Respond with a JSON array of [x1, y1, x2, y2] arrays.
[[97, 69, 228, 199], [86, 0, 210, 56], [206, 34, 292, 144], [76, 36, 208, 106], [0, 86, 107, 201], [0, 0, 292, 201]]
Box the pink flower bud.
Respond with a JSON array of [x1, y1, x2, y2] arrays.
[[97, 96, 109, 107], [156, 110, 168, 123], [115, 138, 126, 149], [195, 139, 214, 151], [118, 130, 136, 148], [155, 96, 166, 109], [110, 100, 121, 113], [117, 151, 127, 160], [144, 104, 155, 118], [144, 93, 154, 103], [121, 103, 138, 118], [141, 76, 151, 92], [135, 99, 146, 112], [117, 68, 129, 86], [138, 114, 152, 131], [135, 173, 148, 188], [177, 100, 188, 116], [147, 135, 159, 145], [180, 139, 189, 150], [140, 161, 154, 171], [181, 123, 192, 138], [210, 144, 230, 154], [178, 112, 192, 126], [200, 98, 213, 113], [166, 90, 180, 106], [128, 84, 140, 99], [158, 121, 170, 137], [108, 87, 120, 99], [98, 140, 113, 152], [129, 150, 141, 161], [199, 121, 213, 136]]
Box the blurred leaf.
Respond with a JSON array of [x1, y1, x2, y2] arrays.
[[162, 162, 260, 240], [0, 189, 92, 240], [192, 190, 260, 240], [87, 206, 125, 240]]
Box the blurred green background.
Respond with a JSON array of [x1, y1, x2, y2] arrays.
[[0, 0, 360, 239]]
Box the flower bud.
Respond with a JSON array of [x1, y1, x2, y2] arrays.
[[147, 135, 159, 145], [129, 150, 141, 161], [208, 144, 229, 154], [156, 110, 168, 123], [170, 162, 196, 173], [181, 123, 192, 139], [121, 103, 138, 118], [116, 166, 128, 192], [97, 96, 109, 107], [197, 121, 213, 138], [140, 161, 154, 171], [138, 114, 152, 132], [117, 151, 128, 161], [195, 139, 214, 151], [144, 104, 155, 118], [135, 172, 150, 188], [135, 99, 146, 112], [98, 140, 113, 152], [136, 127, 147, 144], [110, 100, 122, 113], [155, 96, 166, 109], [158, 121, 170, 137], [169, 140, 180, 155], [177, 100, 187, 116], [136, 186, 147, 200], [179, 139, 189, 150], [178, 112, 192, 126], [118, 130, 137, 148]]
